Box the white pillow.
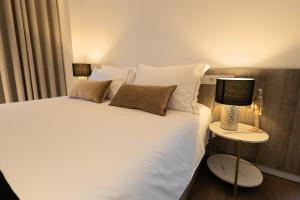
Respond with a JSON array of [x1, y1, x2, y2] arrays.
[[89, 65, 136, 99], [134, 63, 209, 114]]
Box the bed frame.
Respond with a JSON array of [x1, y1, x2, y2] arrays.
[[179, 154, 207, 200]]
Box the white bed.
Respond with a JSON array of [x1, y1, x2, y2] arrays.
[[0, 97, 211, 200]]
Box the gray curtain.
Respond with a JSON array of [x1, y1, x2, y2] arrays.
[[0, 0, 66, 103]]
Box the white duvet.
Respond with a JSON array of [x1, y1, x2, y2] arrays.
[[0, 97, 211, 200]]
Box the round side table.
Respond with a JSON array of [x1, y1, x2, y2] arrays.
[[207, 122, 269, 196]]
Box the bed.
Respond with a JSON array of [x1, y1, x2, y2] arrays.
[[0, 97, 211, 200]]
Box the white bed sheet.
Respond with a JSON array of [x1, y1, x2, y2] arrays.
[[0, 97, 211, 200]]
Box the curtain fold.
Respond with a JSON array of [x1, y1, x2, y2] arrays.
[[2, 0, 26, 102], [0, 0, 66, 103], [14, 0, 34, 100], [19, 0, 39, 99], [0, 34, 13, 103]]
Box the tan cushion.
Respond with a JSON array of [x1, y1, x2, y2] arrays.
[[110, 84, 177, 116], [69, 80, 112, 103]]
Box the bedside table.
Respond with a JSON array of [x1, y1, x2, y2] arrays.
[[207, 122, 269, 196]]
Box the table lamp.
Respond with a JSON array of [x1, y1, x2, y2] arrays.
[[72, 63, 92, 80], [215, 78, 255, 131]]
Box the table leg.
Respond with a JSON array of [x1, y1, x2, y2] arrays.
[[209, 131, 213, 156], [234, 141, 241, 196], [255, 144, 260, 166]]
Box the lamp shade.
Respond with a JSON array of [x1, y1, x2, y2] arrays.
[[215, 78, 255, 106], [72, 63, 92, 77]]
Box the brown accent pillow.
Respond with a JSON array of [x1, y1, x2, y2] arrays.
[[69, 80, 112, 103], [110, 84, 177, 116]]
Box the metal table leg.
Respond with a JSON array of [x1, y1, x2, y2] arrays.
[[209, 131, 213, 156], [234, 141, 241, 196], [255, 144, 260, 166]]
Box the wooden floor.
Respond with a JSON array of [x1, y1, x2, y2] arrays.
[[188, 158, 300, 200]]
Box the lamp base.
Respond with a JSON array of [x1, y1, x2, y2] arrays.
[[77, 76, 88, 81], [220, 105, 240, 131]]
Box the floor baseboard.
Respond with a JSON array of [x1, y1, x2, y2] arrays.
[[258, 165, 300, 184]]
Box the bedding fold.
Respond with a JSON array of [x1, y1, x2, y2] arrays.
[[0, 97, 211, 200]]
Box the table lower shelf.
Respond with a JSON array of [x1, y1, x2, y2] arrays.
[[207, 154, 263, 187]]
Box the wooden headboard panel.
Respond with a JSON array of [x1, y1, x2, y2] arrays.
[[198, 68, 300, 175]]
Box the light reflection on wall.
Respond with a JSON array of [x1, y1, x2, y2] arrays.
[[68, 0, 300, 68]]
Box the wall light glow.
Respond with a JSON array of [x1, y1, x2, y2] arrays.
[[68, 0, 300, 68]]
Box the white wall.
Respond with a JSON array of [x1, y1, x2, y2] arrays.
[[67, 0, 300, 69]]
